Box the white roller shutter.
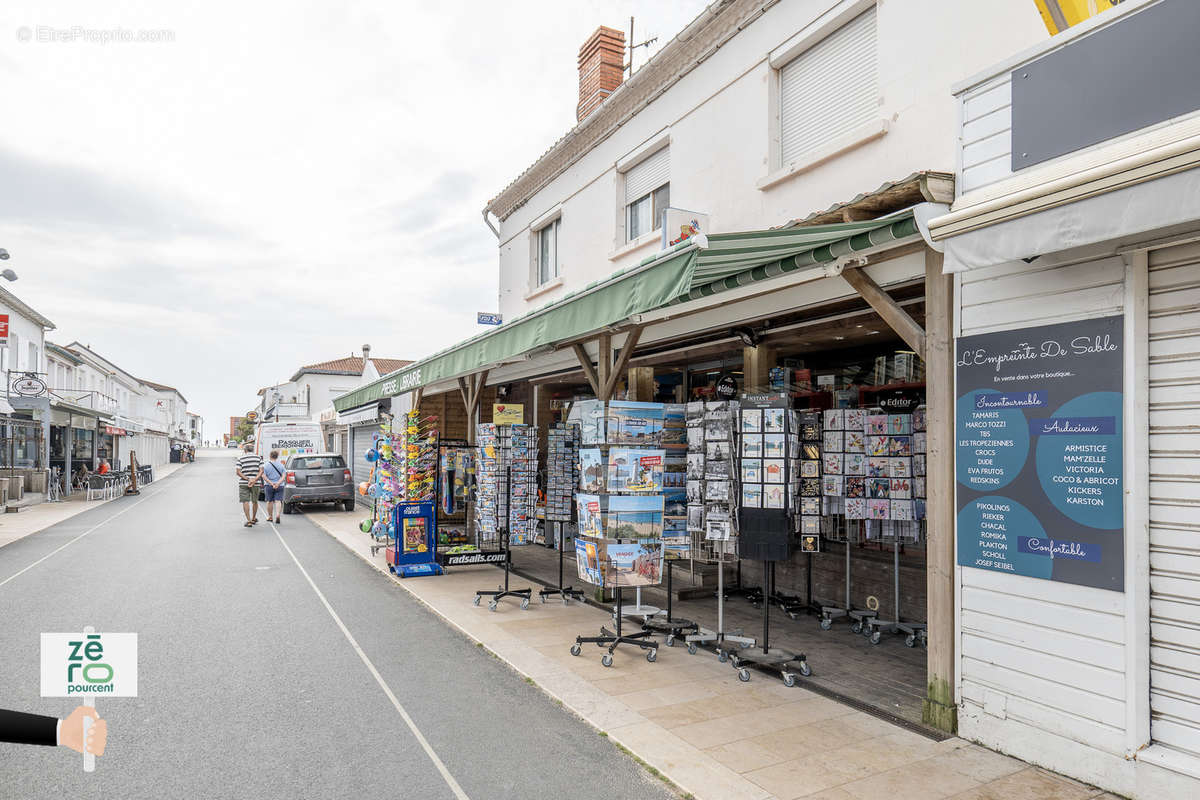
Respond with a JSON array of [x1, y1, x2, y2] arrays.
[[1148, 241, 1200, 760], [624, 147, 669, 204], [351, 423, 376, 509], [779, 7, 877, 165]]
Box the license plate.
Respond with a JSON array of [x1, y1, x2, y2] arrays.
[[306, 475, 333, 486]]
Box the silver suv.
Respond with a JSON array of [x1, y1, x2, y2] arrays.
[[282, 453, 356, 513]]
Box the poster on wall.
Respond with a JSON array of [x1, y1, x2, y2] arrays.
[[955, 315, 1124, 591]]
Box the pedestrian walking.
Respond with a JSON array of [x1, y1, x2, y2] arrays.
[[235, 443, 263, 527], [262, 449, 286, 523]]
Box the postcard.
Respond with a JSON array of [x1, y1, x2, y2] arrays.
[[889, 414, 912, 435], [607, 449, 664, 493], [867, 457, 889, 478], [705, 458, 731, 480], [579, 448, 606, 492], [801, 516, 820, 534], [913, 406, 927, 432], [686, 401, 705, 422], [741, 459, 762, 483], [845, 476, 866, 498], [706, 480, 730, 501], [741, 409, 761, 433], [914, 454, 926, 476], [823, 452, 842, 475], [890, 458, 911, 478], [822, 475, 843, 496], [845, 409, 867, 432], [706, 415, 732, 441], [763, 433, 785, 458], [575, 536, 603, 585], [891, 499, 915, 521], [801, 477, 821, 497], [823, 408, 844, 431], [742, 485, 763, 508], [577, 400, 606, 445], [845, 453, 866, 475], [605, 495, 665, 539], [576, 494, 604, 537], [869, 478, 891, 499], [802, 443, 821, 460], [764, 485, 786, 509], [890, 436, 913, 457], [868, 499, 890, 520], [763, 408, 785, 433], [686, 480, 704, 502], [708, 440, 733, 461], [739, 436, 762, 458], [845, 430, 865, 453], [604, 539, 663, 588], [913, 432, 927, 454], [822, 431, 843, 453], [705, 514, 732, 541], [687, 503, 704, 532], [800, 459, 820, 478], [800, 497, 820, 515], [686, 452, 705, 479], [763, 459, 785, 483], [867, 414, 888, 435], [844, 497, 867, 520], [890, 478, 912, 499], [913, 477, 926, 498]]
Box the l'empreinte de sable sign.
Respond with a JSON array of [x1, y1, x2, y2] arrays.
[[955, 315, 1124, 591]]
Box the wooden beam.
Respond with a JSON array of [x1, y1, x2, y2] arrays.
[[413, 388, 424, 410], [922, 247, 956, 734], [572, 343, 601, 397], [596, 333, 613, 401], [841, 267, 926, 358], [602, 325, 643, 401], [457, 376, 470, 411]]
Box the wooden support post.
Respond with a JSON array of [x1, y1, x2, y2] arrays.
[[841, 266, 926, 358], [596, 333, 613, 401], [627, 367, 655, 401], [922, 247, 957, 734], [572, 343, 601, 397], [743, 344, 775, 391], [602, 325, 643, 401]]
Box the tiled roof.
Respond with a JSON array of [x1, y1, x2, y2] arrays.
[[290, 356, 412, 381], [140, 379, 188, 404]]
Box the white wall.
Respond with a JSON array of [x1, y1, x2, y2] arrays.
[[493, 0, 1045, 320], [0, 301, 47, 375]]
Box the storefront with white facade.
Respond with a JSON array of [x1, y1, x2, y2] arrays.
[[930, 1, 1200, 795]]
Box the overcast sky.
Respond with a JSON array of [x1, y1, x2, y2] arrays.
[[0, 0, 708, 435]]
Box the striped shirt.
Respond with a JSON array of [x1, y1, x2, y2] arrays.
[[236, 453, 263, 486]]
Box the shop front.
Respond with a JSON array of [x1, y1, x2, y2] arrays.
[[926, 3, 1200, 794], [335, 205, 960, 731]]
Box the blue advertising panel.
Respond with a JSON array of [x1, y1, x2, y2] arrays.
[[955, 315, 1124, 591]]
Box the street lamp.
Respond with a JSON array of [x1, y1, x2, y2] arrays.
[[0, 248, 16, 281]]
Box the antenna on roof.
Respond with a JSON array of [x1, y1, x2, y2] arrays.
[[626, 16, 657, 75]]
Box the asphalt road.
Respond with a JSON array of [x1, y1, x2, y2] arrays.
[[0, 453, 671, 800]]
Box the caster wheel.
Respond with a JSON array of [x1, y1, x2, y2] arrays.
[[905, 635, 916, 648], [870, 631, 882, 645], [570, 644, 582, 657], [718, 651, 728, 663], [788, 612, 798, 620], [730, 656, 741, 668], [646, 649, 657, 663], [687, 643, 698, 655], [562, 598, 569, 606], [488, 601, 498, 612], [798, 661, 812, 677], [850, 622, 862, 634], [665, 636, 674, 647], [520, 598, 529, 610], [782, 672, 796, 688], [601, 654, 613, 668], [738, 668, 751, 682], [473, 596, 481, 607], [819, 618, 832, 631]]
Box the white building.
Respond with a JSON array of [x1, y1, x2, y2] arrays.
[[255, 346, 411, 424], [187, 411, 204, 446]]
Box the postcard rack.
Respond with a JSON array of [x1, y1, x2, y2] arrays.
[[473, 426, 536, 611], [540, 423, 585, 604]]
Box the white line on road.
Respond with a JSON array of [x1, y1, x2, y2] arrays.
[[0, 488, 162, 589], [268, 521, 471, 800]]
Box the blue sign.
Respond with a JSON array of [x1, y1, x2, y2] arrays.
[[956, 316, 1124, 591], [477, 312, 502, 326]]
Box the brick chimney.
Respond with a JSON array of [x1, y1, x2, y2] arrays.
[[577, 26, 625, 122]]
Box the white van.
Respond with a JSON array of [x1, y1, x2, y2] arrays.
[[255, 421, 324, 461]]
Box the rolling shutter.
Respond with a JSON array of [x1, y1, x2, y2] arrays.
[[779, 7, 877, 165], [624, 147, 669, 205], [351, 423, 376, 509], [1148, 241, 1200, 759]]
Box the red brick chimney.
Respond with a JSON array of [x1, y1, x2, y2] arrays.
[[577, 26, 626, 122]]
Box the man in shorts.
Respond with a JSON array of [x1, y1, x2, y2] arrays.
[[235, 443, 264, 527], [262, 449, 287, 524]]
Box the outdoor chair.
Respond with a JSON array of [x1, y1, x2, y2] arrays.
[[86, 474, 106, 501]]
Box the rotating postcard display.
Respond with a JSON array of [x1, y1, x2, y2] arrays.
[[685, 400, 740, 544], [737, 393, 797, 561], [474, 423, 538, 544], [572, 401, 665, 589]]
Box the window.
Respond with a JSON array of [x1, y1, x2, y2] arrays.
[[623, 147, 670, 242], [28, 343, 38, 374], [536, 218, 560, 286], [779, 7, 877, 165]]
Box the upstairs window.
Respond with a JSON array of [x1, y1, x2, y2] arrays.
[[624, 147, 669, 242], [779, 7, 877, 165], [536, 218, 560, 286]]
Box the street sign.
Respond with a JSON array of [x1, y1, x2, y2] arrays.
[[477, 312, 502, 326], [0, 314, 8, 345], [11, 375, 47, 397]]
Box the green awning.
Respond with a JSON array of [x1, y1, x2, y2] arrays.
[[333, 211, 919, 411], [333, 241, 700, 411]]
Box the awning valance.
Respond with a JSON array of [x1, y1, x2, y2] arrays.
[[337, 403, 381, 426], [333, 212, 919, 411]]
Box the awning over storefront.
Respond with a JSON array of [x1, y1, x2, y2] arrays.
[[337, 402, 381, 426], [333, 211, 919, 411]]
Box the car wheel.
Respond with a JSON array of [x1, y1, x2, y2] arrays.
[[343, 499, 356, 512], [283, 503, 294, 515]]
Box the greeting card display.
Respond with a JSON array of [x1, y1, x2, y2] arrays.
[[737, 393, 797, 561], [475, 423, 538, 544]]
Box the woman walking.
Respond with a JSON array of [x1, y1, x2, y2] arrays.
[[263, 449, 287, 524]]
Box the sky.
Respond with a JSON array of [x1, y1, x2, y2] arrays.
[[0, 0, 709, 435]]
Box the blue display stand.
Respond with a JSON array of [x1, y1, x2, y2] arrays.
[[388, 502, 443, 578]]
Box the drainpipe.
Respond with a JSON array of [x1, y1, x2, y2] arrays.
[[481, 209, 499, 239]]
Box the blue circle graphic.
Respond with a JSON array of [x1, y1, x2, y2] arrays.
[[957, 495, 1051, 579], [1035, 391, 1123, 529], [956, 389, 1030, 492]]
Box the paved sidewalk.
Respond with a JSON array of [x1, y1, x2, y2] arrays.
[[0, 463, 187, 549], [303, 508, 1116, 800]]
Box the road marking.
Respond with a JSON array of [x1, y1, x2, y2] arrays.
[[0, 489, 161, 589], [268, 522, 471, 800]]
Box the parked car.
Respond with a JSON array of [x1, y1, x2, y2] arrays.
[[282, 453, 355, 513]]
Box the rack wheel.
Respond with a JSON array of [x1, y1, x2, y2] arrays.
[[870, 630, 882, 645], [782, 672, 796, 688], [798, 660, 812, 677], [601, 654, 613, 668], [664, 636, 674, 647], [646, 649, 657, 663], [520, 598, 530, 610], [563, 598, 570, 606], [687, 642, 698, 655], [850, 621, 862, 634], [905, 634, 916, 648], [730, 655, 742, 668], [787, 612, 798, 620], [488, 601, 498, 612], [919, 632, 928, 647], [738, 668, 751, 682], [473, 596, 481, 607], [820, 618, 832, 631], [718, 651, 728, 663], [570, 644, 581, 657]]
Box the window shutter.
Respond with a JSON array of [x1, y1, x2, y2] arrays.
[[624, 147, 670, 205], [779, 8, 877, 165]]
